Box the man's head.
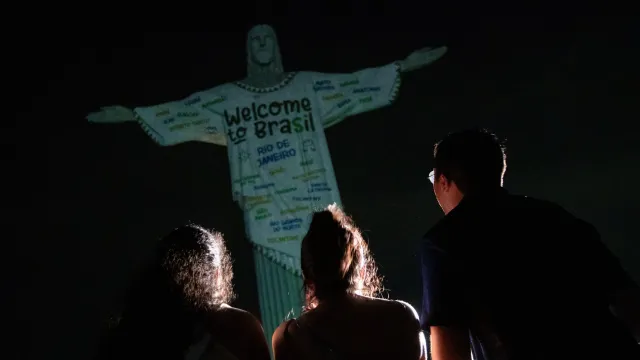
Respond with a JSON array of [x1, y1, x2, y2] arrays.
[[246, 24, 284, 76], [429, 128, 507, 214]]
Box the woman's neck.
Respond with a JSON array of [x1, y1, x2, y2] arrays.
[[315, 293, 353, 308]]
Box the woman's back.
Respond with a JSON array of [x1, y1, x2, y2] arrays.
[[273, 295, 425, 360]]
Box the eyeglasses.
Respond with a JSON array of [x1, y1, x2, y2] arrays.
[[429, 170, 435, 184]]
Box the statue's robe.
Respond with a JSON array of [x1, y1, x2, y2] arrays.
[[134, 62, 401, 273]]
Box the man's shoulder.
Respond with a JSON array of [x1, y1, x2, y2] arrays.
[[422, 193, 582, 245], [505, 193, 566, 213], [421, 223, 444, 248], [505, 194, 593, 230]]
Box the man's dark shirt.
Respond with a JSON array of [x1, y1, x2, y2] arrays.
[[420, 189, 639, 360]]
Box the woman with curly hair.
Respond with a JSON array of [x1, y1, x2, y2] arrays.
[[272, 205, 427, 360], [99, 225, 270, 360]]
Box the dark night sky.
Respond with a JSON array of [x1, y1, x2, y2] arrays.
[[10, 14, 639, 360]]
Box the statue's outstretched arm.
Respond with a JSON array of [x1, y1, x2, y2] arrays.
[[311, 46, 446, 129], [87, 93, 228, 147], [398, 46, 448, 73], [306, 62, 400, 129], [87, 105, 136, 123]]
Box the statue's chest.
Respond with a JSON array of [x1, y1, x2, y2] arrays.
[[234, 72, 300, 95], [239, 78, 283, 89], [237, 73, 289, 90]]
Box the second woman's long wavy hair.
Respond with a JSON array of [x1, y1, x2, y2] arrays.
[[99, 225, 234, 360], [301, 204, 382, 311]]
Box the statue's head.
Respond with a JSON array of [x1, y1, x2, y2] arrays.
[[247, 24, 284, 76]]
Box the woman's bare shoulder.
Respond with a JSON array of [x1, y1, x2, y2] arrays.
[[273, 319, 300, 360], [210, 305, 271, 360], [360, 297, 421, 329], [214, 305, 267, 338], [217, 305, 261, 324], [393, 300, 420, 320], [360, 296, 417, 313], [273, 319, 289, 340]]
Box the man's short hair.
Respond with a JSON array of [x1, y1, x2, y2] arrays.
[[433, 128, 507, 193]]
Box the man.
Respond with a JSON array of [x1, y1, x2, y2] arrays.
[[420, 129, 640, 360]]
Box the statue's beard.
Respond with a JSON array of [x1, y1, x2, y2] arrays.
[[253, 51, 273, 66]]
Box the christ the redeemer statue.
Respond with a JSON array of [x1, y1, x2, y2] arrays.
[[88, 25, 446, 339]]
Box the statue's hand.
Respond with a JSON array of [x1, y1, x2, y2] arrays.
[[399, 46, 448, 72], [87, 105, 136, 123]]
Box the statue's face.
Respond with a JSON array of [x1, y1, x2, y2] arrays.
[[248, 25, 275, 65]]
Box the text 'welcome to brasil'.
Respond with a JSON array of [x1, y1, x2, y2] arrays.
[[218, 97, 316, 145]]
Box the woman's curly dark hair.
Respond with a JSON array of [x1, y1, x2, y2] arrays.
[[159, 225, 234, 308], [99, 225, 234, 359], [301, 204, 382, 311]]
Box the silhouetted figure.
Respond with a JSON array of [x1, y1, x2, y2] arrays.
[[421, 129, 640, 360], [98, 225, 270, 360], [272, 204, 427, 360]]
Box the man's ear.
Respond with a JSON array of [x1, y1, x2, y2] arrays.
[[440, 174, 453, 192]]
